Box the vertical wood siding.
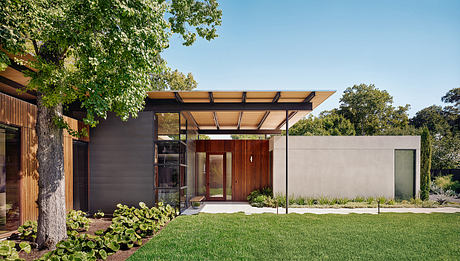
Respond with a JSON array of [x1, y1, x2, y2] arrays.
[[195, 140, 270, 201], [0, 92, 88, 223]]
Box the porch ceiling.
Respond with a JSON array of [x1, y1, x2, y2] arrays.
[[147, 90, 335, 132]]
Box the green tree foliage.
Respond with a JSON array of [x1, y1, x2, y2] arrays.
[[1, 0, 221, 248], [231, 134, 266, 140], [442, 88, 460, 108], [432, 133, 460, 170], [336, 84, 410, 135], [410, 105, 451, 137], [288, 113, 355, 136], [410, 88, 460, 170], [151, 56, 197, 91], [198, 134, 211, 140], [420, 127, 432, 200], [1, 0, 221, 126]]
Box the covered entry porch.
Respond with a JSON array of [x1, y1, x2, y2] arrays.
[[147, 90, 334, 212]]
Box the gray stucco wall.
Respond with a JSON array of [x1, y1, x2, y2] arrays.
[[270, 136, 420, 199], [89, 112, 154, 213]]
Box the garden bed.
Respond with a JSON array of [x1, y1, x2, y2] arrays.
[[247, 187, 460, 209], [3, 203, 177, 261]]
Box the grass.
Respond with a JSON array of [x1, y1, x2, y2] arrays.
[[129, 213, 460, 260]]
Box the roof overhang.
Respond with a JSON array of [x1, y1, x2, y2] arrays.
[[147, 90, 335, 134]]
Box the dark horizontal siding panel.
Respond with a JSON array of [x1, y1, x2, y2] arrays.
[[89, 111, 154, 214]]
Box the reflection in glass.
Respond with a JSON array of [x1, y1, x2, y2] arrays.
[[226, 152, 232, 200], [196, 153, 206, 196], [209, 155, 224, 199], [156, 113, 179, 140], [157, 166, 178, 188], [0, 124, 20, 235], [156, 189, 179, 208]]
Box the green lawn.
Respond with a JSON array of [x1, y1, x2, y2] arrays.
[[129, 213, 460, 260]]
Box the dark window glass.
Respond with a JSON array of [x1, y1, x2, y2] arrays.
[[73, 141, 88, 212], [157, 166, 178, 188], [0, 124, 20, 234]]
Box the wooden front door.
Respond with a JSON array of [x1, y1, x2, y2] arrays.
[[206, 153, 226, 200]]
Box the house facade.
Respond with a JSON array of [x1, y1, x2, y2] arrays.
[[1, 62, 420, 237]]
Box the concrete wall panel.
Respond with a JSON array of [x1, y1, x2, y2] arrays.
[[271, 136, 420, 199]]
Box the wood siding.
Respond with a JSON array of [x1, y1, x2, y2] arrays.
[[195, 140, 270, 201], [0, 92, 88, 223]]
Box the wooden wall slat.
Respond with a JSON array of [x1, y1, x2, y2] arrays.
[[0, 92, 87, 223], [195, 139, 270, 201]]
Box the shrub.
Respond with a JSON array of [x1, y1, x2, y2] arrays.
[[17, 220, 37, 241], [247, 187, 274, 207], [67, 210, 91, 231], [366, 197, 375, 204], [94, 210, 105, 219], [275, 195, 286, 208], [434, 175, 460, 194], [386, 199, 395, 205], [295, 197, 305, 206], [420, 127, 432, 200], [377, 197, 386, 204], [251, 195, 267, 208], [0, 240, 31, 261], [264, 196, 276, 208], [410, 198, 423, 205], [336, 198, 349, 205], [353, 197, 365, 203], [318, 197, 330, 205]]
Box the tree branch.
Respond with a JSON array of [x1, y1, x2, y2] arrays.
[[32, 39, 40, 56], [59, 47, 69, 61]]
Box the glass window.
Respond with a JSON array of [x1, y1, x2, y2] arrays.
[[156, 113, 179, 140], [0, 124, 20, 235], [226, 152, 232, 200], [395, 150, 415, 200], [209, 154, 224, 199], [156, 166, 178, 188], [155, 189, 179, 208], [196, 153, 206, 196]]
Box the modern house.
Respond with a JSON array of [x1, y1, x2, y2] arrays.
[[0, 62, 420, 236]]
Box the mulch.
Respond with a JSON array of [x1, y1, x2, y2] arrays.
[[15, 217, 169, 261]]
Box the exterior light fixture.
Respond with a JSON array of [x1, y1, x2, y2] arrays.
[[250, 155, 253, 163]]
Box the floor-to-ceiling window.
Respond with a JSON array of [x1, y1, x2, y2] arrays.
[[154, 113, 188, 211], [73, 140, 88, 212], [0, 124, 20, 235]]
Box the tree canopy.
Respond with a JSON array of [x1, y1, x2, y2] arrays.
[[0, 0, 221, 126], [1, 0, 222, 248], [336, 84, 410, 135], [288, 113, 355, 136]]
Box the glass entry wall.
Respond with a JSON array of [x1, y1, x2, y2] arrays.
[[154, 113, 190, 211], [195, 151, 232, 201], [0, 124, 20, 235]]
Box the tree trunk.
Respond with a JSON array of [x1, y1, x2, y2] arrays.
[[35, 94, 67, 249]]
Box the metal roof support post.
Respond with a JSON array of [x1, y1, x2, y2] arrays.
[[285, 109, 289, 214]]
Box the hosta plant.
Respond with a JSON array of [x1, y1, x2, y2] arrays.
[[93, 210, 105, 219], [67, 210, 91, 231], [17, 220, 37, 241], [38, 202, 176, 260], [0, 240, 31, 261]]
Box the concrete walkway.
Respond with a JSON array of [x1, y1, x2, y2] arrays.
[[181, 202, 460, 215]]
